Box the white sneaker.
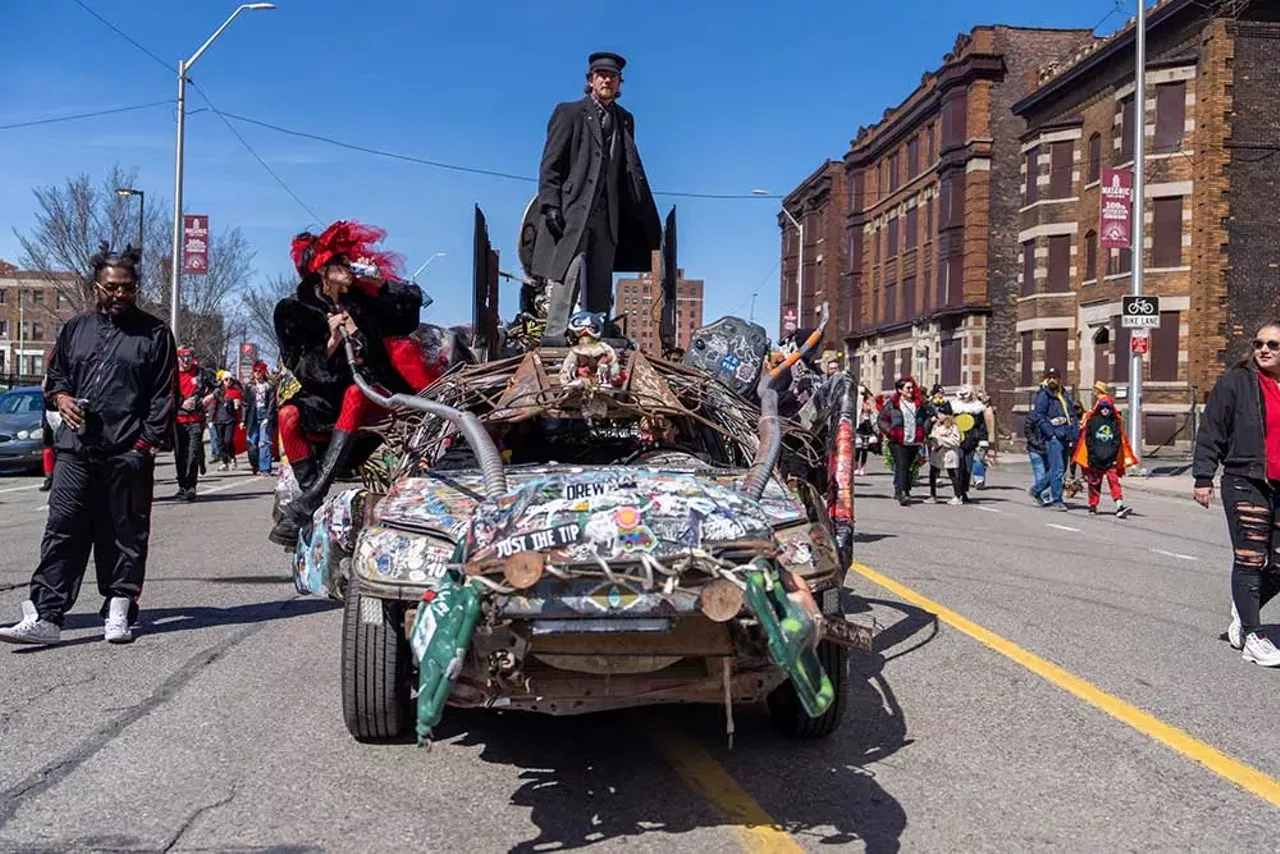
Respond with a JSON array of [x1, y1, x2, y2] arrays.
[[104, 597, 134, 644], [1242, 632, 1280, 667], [1228, 603, 1243, 650], [948, 497, 963, 506], [0, 601, 61, 646]]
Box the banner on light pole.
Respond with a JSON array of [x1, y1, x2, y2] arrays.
[[1099, 169, 1133, 249], [182, 215, 209, 274]]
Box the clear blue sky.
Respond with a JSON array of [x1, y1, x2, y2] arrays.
[[0, 0, 1125, 341]]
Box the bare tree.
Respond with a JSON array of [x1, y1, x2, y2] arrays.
[[238, 272, 296, 361], [13, 166, 257, 367]]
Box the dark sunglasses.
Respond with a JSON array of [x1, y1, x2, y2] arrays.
[[1253, 339, 1280, 352], [96, 281, 139, 295]]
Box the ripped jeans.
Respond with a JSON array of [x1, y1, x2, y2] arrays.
[[1221, 474, 1280, 637]]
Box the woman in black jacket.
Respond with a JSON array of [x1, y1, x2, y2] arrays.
[[269, 221, 436, 547], [1193, 320, 1280, 667]]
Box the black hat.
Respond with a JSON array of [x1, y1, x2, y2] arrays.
[[1045, 366, 1061, 378], [588, 52, 626, 75]]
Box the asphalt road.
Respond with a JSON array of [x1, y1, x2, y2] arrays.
[[0, 456, 1276, 852]]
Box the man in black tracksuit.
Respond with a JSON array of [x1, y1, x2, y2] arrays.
[[0, 244, 176, 647]]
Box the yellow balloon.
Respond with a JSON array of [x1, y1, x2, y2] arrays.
[[956, 413, 976, 433]]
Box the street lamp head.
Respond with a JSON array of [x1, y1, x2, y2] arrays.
[[115, 188, 140, 197], [750, 189, 771, 196], [243, 2, 276, 9]]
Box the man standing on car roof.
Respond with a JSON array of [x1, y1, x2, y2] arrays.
[[0, 243, 176, 647], [530, 51, 661, 342]]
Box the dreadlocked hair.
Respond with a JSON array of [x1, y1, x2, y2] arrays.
[[89, 241, 142, 282]]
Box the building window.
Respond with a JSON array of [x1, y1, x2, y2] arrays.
[[941, 334, 961, 386], [1044, 329, 1068, 375], [887, 217, 899, 256], [882, 350, 896, 390], [31, 322, 44, 341], [925, 123, 935, 163], [924, 197, 933, 238], [946, 254, 963, 306], [0, 320, 7, 337], [1119, 95, 1135, 161], [1155, 81, 1186, 152], [941, 93, 967, 150], [873, 229, 881, 266], [905, 207, 918, 250], [940, 174, 965, 228], [1151, 311, 1180, 381], [1087, 133, 1102, 183], [907, 137, 920, 180], [885, 280, 897, 324], [1049, 140, 1074, 198], [1152, 196, 1184, 268], [1024, 146, 1040, 205], [32, 290, 44, 306], [0, 290, 6, 304], [1084, 230, 1098, 281], [27, 355, 44, 376], [889, 153, 900, 192], [1022, 240, 1036, 296], [1093, 326, 1111, 383], [903, 275, 916, 319], [1107, 246, 1133, 276], [1114, 321, 1132, 382], [872, 270, 880, 325], [1047, 235, 1071, 293], [1021, 331, 1034, 385]]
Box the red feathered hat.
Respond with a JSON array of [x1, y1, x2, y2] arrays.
[[252, 361, 268, 373], [290, 220, 404, 280]]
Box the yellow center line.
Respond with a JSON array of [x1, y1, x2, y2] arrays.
[[635, 714, 803, 853], [851, 561, 1280, 810]]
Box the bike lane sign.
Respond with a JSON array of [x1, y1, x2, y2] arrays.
[[1122, 295, 1161, 328]]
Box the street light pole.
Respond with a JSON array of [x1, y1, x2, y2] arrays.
[[781, 206, 804, 330], [168, 3, 276, 345], [411, 252, 446, 282], [1129, 0, 1147, 465], [115, 188, 145, 252]]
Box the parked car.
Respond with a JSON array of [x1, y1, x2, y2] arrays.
[[0, 386, 46, 474]]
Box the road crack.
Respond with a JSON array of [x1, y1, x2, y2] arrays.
[[160, 785, 239, 853], [0, 597, 300, 830]]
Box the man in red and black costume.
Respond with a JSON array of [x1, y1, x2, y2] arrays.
[[269, 221, 441, 547], [173, 345, 214, 501]]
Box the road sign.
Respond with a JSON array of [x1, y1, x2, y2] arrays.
[[1131, 334, 1149, 355], [1121, 294, 1160, 328]]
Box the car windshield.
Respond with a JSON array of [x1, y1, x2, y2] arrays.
[[0, 392, 42, 416]]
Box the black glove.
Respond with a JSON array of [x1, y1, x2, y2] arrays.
[[543, 206, 565, 241]]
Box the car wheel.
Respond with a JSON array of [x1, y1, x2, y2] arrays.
[[341, 578, 413, 742], [766, 639, 848, 739]]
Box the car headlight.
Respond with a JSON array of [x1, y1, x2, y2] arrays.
[[15, 430, 31, 440]]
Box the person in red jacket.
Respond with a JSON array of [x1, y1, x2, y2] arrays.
[[173, 346, 214, 501], [1071, 393, 1137, 517]]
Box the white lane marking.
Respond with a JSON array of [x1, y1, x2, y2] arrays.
[[1045, 523, 1081, 532], [1150, 548, 1197, 562], [0, 484, 41, 496], [973, 506, 1002, 514]]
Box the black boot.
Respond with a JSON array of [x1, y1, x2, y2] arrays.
[[269, 431, 356, 548], [38, 475, 52, 493]]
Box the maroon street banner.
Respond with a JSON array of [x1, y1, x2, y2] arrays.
[[1098, 169, 1133, 250], [781, 306, 798, 335], [182, 214, 209, 274]]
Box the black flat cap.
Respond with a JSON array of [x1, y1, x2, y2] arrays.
[[1045, 366, 1061, 377], [589, 52, 626, 74]]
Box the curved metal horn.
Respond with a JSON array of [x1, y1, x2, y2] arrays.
[[739, 371, 783, 501], [769, 300, 831, 379], [344, 335, 508, 499]]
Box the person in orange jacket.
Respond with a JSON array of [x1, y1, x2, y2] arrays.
[[1072, 389, 1138, 517]]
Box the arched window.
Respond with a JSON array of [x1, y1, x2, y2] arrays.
[[1087, 132, 1102, 184], [1084, 230, 1098, 282]]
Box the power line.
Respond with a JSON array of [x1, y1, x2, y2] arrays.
[[69, 0, 172, 73], [188, 83, 323, 222], [0, 101, 171, 131]]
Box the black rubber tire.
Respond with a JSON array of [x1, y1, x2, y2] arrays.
[[766, 639, 849, 739], [341, 579, 413, 742]]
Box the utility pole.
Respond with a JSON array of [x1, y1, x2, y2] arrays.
[[781, 206, 805, 330], [1129, 0, 1147, 466]]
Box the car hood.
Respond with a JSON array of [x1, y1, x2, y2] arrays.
[[374, 463, 807, 549], [0, 413, 40, 436]]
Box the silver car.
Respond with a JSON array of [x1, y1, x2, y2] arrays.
[[0, 386, 47, 473]]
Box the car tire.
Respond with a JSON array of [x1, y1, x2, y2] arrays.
[[766, 639, 848, 739], [341, 579, 413, 742]]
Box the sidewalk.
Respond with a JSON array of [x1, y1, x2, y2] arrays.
[[985, 455, 1194, 500]]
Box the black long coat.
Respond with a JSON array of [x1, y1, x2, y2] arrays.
[[530, 96, 661, 283], [273, 278, 422, 434]]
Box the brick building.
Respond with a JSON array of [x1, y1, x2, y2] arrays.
[[1010, 0, 1280, 448], [839, 25, 1094, 398], [0, 261, 78, 382], [779, 160, 847, 349], [615, 258, 704, 357]]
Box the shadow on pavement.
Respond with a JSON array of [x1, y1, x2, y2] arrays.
[[15, 598, 339, 651], [428, 596, 935, 853]]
